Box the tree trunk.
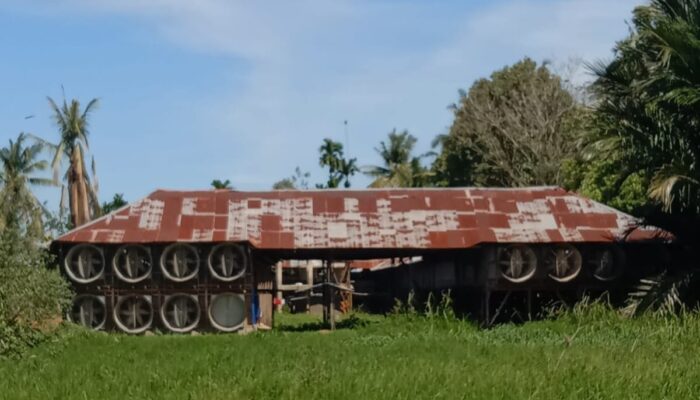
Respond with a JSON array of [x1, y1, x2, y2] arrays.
[[70, 146, 91, 227], [69, 165, 79, 228]]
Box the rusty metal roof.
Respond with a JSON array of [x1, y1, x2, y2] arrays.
[[53, 187, 661, 249]]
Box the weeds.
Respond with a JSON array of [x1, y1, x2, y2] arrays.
[[391, 290, 457, 321], [4, 310, 700, 399]]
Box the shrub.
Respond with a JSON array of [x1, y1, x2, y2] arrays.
[[0, 230, 71, 358]]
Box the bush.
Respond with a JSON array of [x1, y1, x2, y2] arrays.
[[0, 231, 71, 358]]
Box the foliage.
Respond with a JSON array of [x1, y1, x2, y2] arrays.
[[0, 133, 53, 240], [317, 138, 358, 188], [273, 167, 310, 190], [575, 0, 700, 312], [391, 290, 456, 322], [432, 58, 585, 187], [588, 0, 700, 218], [562, 156, 651, 215], [6, 310, 700, 398], [364, 129, 431, 188], [41, 95, 100, 228], [0, 228, 71, 359], [42, 209, 72, 239], [210, 179, 233, 190], [100, 193, 127, 215]]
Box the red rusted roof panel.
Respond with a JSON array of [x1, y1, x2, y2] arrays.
[[54, 187, 664, 249]]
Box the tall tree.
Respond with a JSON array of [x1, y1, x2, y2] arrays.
[[45, 95, 100, 228], [0, 133, 53, 239], [364, 129, 430, 188], [317, 138, 358, 188], [433, 58, 585, 187]]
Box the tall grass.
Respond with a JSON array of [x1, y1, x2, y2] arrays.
[[1, 306, 700, 399]]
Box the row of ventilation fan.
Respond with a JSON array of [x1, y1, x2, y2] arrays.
[[63, 243, 248, 284], [70, 292, 247, 334], [496, 244, 624, 283]]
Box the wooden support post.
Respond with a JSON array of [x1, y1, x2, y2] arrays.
[[274, 261, 283, 313], [489, 291, 511, 327], [306, 261, 313, 313], [484, 288, 491, 328], [322, 260, 329, 326], [527, 289, 533, 321], [328, 259, 335, 331]]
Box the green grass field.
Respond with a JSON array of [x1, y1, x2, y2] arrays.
[[2, 308, 700, 399]]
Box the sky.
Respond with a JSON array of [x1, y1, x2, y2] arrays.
[[0, 0, 640, 209]]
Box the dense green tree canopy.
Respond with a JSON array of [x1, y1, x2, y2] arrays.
[[433, 58, 585, 187]]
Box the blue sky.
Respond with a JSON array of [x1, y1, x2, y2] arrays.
[[0, 0, 640, 208]]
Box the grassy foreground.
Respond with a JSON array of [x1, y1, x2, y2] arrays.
[[2, 308, 700, 399]]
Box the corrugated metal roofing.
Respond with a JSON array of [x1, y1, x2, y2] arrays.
[[53, 187, 661, 249]]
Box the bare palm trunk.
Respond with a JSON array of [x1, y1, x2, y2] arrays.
[[69, 165, 79, 228], [70, 147, 91, 227]]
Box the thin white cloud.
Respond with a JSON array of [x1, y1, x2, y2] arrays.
[[6, 0, 639, 190]]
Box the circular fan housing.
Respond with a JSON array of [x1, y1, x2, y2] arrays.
[[64, 244, 105, 284], [69, 295, 106, 330], [160, 294, 201, 333], [113, 245, 152, 283], [208, 244, 247, 282], [160, 244, 200, 282], [546, 244, 583, 283], [590, 246, 625, 282], [498, 245, 538, 283], [208, 293, 246, 332], [113, 295, 153, 334]]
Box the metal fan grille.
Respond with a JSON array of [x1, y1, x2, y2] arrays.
[[114, 245, 152, 283], [208, 244, 246, 281], [498, 245, 537, 283], [70, 295, 106, 330], [547, 245, 582, 282], [113, 296, 153, 334], [160, 244, 199, 282], [161, 295, 200, 333], [65, 245, 104, 283], [591, 247, 624, 282]]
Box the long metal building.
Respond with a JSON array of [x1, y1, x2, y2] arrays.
[[52, 186, 666, 333]]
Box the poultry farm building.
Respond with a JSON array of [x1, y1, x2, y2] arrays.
[[52, 187, 666, 333]]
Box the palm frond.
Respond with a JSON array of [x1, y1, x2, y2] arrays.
[[28, 177, 56, 187], [625, 270, 700, 317], [648, 165, 700, 213]]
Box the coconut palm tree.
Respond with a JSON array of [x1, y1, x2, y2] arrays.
[[0, 133, 53, 237], [44, 96, 100, 227], [364, 129, 429, 188]]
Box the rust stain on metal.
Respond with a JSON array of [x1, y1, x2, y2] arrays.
[[54, 187, 662, 249]]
